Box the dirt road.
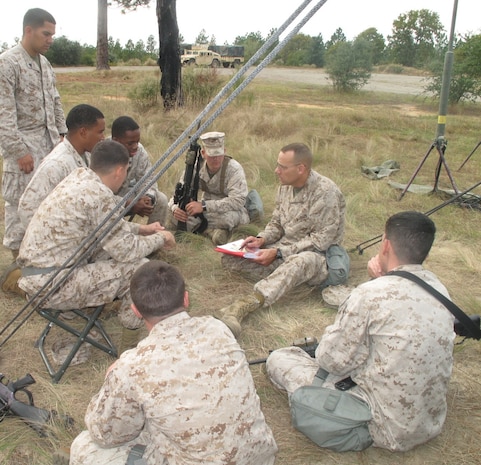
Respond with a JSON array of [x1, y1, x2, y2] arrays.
[[54, 65, 427, 96]]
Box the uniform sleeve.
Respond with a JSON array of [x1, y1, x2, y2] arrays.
[[52, 72, 67, 134], [85, 365, 144, 446], [0, 58, 29, 161], [315, 288, 370, 376], [19, 160, 69, 226], [100, 217, 165, 261], [294, 185, 344, 254]]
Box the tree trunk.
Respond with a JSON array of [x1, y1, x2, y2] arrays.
[[97, 0, 110, 70], [156, 0, 183, 110]]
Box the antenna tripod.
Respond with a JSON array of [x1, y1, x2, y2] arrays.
[[398, 0, 460, 201]]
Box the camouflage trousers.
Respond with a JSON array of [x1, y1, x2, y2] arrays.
[[70, 430, 164, 465], [222, 250, 328, 305], [170, 209, 249, 232], [18, 258, 148, 329], [147, 191, 169, 226], [266, 346, 347, 394], [2, 170, 34, 250]]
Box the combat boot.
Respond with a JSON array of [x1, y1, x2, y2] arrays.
[[205, 228, 229, 246], [0, 262, 25, 297], [216, 292, 265, 338]]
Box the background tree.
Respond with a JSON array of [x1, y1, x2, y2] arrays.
[[146, 34, 157, 57], [325, 27, 346, 50], [156, 0, 183, 110], [387, 9, 446, 68], [356, 27, 385, 65], [424, 34, 481, 103], [45, 36, 82, 66], [306, 33, 325, 68], [97, 0, 110, 70], [325, 38, 373, 92], [195, 29, 209, 45], [234, 31, 266, 63], [114, 0, 182, 110]]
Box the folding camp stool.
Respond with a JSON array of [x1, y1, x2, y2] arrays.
[[35, 305, 118, 383]]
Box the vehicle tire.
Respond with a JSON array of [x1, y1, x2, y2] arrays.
[[211, 59, 220, 68], [222, 62, 230, 68], [188, 59, 196, 66], [233, 59, 241, 67]]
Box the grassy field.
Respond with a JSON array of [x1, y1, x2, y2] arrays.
[[1, 67, 481, 464]]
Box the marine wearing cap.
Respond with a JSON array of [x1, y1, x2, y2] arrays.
[[200, 131, 225, 157]]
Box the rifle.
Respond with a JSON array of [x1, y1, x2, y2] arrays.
[[173, 135, 208, 234], [249, 337, 318, 365], [0, 373, 73, 437]]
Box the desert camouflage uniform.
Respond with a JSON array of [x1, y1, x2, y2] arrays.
[[18, 137, 89, 229], [70, 312, 278, 465], [0, 43, 66, 250], [222, 170, 345, 305], [267, 264, 455, 452], [168, 156, 250, 231], [117, 141, 169, 225], [17, 168, 167, 328]]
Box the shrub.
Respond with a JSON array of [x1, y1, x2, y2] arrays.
[[127, 78, 159, 110], [182, 67, 224, 107]]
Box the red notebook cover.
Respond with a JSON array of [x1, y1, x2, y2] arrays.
[[215, 239, 259, 258]]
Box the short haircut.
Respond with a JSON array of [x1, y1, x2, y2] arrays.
[[90, 140, 129, 175], [23, 8, 56, 29], [385, 211, 436, 264], [111, 116, 140, 138], [66, 104, 104, 132], [280, 142, 313, 169], [130, 260, 185, 319]]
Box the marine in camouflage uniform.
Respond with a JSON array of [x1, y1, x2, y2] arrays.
[[111, 116, 169, 226], [70, 260, 277, 465], [18, 104, 106, 229], [267, 212, 455, 452], [169, 131, 249, 245], [117, 141, 169, 225], [217, 142, 345, 337], [0, 9, 67, 254], [17, 141, 174, 329]]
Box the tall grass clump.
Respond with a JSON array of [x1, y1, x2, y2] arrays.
[[127, 77, 159, 111], [181, 67, 224, 107]]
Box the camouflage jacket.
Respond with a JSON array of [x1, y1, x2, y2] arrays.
[[316, 264, 455, 451], [18, 137, 90, 227], [85, 312, 278, 465], [259, 170, 346, 258], [169, 156, 249, 216], [0, 44, 66, 171], [18, 167, 165, 268], [116, 141, 162, 200]]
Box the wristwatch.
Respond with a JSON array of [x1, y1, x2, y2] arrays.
[[275, 248, 283, 260], [201, 199, 207, 211]]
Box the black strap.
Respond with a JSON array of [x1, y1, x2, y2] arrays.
[[388, 270, 481, 340], [125, 444, 146, 465]]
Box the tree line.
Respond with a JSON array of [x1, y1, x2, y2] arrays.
[[2, 8, 479, 102]]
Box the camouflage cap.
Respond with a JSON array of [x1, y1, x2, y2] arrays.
[[199, 131, 225, 157]]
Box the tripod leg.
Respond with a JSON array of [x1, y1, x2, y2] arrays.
[[457, 141, 481, 171], [434, 144, 459, 194], [398, 143, 436, 200]]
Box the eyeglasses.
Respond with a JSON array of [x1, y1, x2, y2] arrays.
[[276, 162, 302, 171]]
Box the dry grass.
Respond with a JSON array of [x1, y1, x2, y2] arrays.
[[1, 68, 481, 464]]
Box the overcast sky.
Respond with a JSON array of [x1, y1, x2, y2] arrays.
[[2, 1, 479, 48]]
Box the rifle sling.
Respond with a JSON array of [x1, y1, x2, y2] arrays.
[[387, 270, 481, 340]]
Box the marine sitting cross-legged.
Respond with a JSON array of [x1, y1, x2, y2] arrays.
[[68, 260, 278, 465]]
